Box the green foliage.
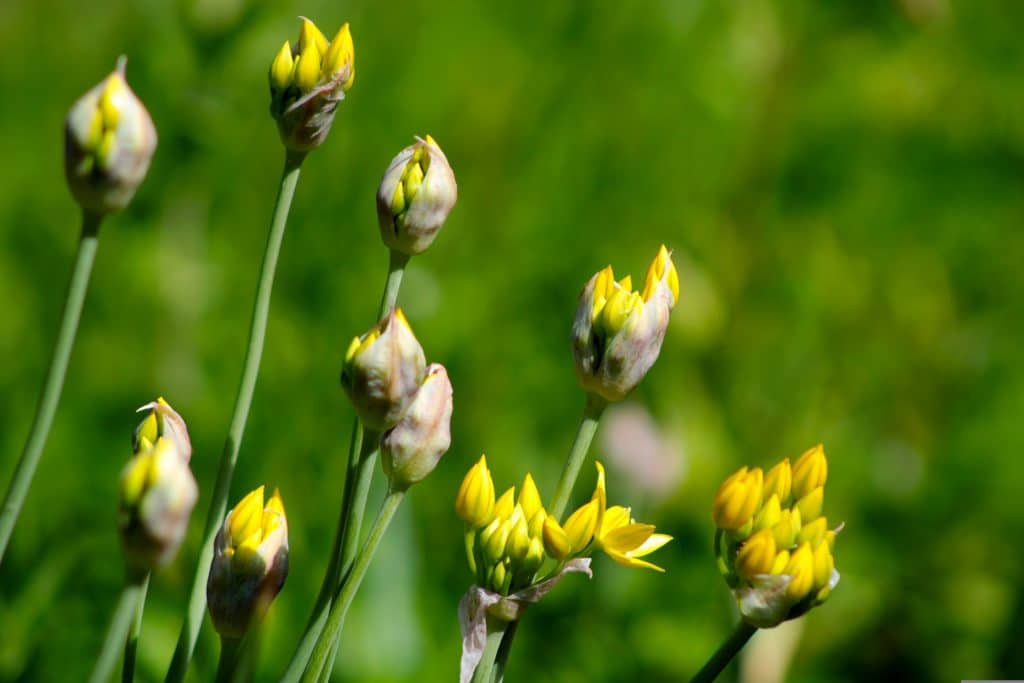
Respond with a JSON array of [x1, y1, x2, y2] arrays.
[[1, 0, 1022, 680]]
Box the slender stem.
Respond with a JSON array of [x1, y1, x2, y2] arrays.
[[89, 576, 147, 683], [491, 620, 519, 683], [469, 623, 507, 683], [0, 211, 103, 565], [378, 249, 409, 317], [547, 393, 607, 520], [302, 490, 405, 683], [165, 150, 305, 683], [689, 621, 758, 683], [214, 637, 243, 683], [281, 250, 409, 682], [122, 573, 150, 683]]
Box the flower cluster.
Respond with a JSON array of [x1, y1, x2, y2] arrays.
[[117, 399, 197, 575], [572, 245, 679, 401], [269, 18, 355, 152], [712, 444, 840, 628], [457, 457, 671, 596], [207, 486, 289, 638]]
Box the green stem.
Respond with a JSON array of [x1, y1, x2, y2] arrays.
[[214, 637, 242, 683], [548, 393, 607, 522], [301, 490, 405, 683], [281, 249, 409, 682], [89, 576, 147, 683], [165, 150, 305, 683], [490, 620, 519, 683], [122, 573, 150, 683], [469, 624, 506, 683], [0, 211, 103, 565], [689, 621, 758, 683]]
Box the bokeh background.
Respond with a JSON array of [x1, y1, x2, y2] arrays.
[[2, 0, 1023, 680]]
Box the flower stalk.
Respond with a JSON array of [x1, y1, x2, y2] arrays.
[[0, 211, 103, 564], [165, 150, 305, 682], [121, 573, 150, 683], [689, 621, 758, 683], [88, 575, 149, 683]]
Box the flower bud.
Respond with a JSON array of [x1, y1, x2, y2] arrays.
[[381, 363, 453, 490], [736, 529, 777, 580], [771, 507, 801, 549], [752, 494, 781, 532], [812, 541, 834, 592], [493, 487, 516, 521], [791, 444, 827, 499], [572, 246, 678, 401], [783, 542, 815, 601], [341, 308, 426, 431], [65, 58, 157, 216], [542, 516, 572, 560], [207, 487, 289, 638], [269, 19, 355, 152], [795, 486, 824, 523], [118, 435, 198, 574], [456, 455, 496, 528], [797, 516, 828, 547], [133, 397, 191, 462], [517, 473, 543, 521], [763, 458, 792, 504], [377, 135, 458, 255], [711, 466, 763, 531]]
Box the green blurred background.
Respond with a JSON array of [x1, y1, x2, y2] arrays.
[[2, 0, 1023, 680]]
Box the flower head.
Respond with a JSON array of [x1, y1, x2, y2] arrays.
[[712, 445, 842, 628], [207, 486, 289, 638], [381, 363, 453, 490], [65, 57, 157, 215], [269, 18, 355, 152], [341, 308, 426, 431], [377, 135, 458, 256], [572, 246, 679, 401], [118, 399, 197, 574]]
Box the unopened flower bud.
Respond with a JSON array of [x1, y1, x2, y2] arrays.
[[783, 542, 815, 601], [712, 466, 763, 531], [736, 529, 777, 580], [65, 58, 157, 215], [517, 473, 543, 521], [269, 18, 355, 152], [797, 517, 828, 547], [341, 308, 426, 430], [118, 436, 198, 574], [377, 135, 458, 256], [572, 246, 678, 401], [812, 541, 834, 592], [493, 487, 516, 521], [791, 444, 827, 499], [771, 508, 801, 549], [456, 455, 495, 527], [795, 486, 824, 523], [763, 458, 792, 503], [542, 516, 572, 560], [381, 363, 453, 490], [133, 397, 191, 462], [207, 487, 289, 638]]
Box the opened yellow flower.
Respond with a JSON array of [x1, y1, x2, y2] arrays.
[[590, 462, 671, 572]]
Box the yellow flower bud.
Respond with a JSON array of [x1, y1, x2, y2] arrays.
[[783, 542, 815, 601], [562, 499, 599, 553], [527, 508, 546, 539], [65, 58, 157, 215], [812, 541, 834, 591], [480, 517, 511, 567], [505, 508, 531, 563], [736, 529, 777, 580], [293, 40, 322, 93], [493, 487, 516, 521], [711, 466, 764, 531], [542, 516, 572, 560], [455, 455, 495, 528], [322, 23, 355, 89], [791, 444, 827, 499], [205, 485, 288, 643], [752, 494, 781, 532], [518, 473, 543, 521], [771, 507, 801, 549], [572, 246, 677, 401], [763, 458, 792, 503], [298, 17, 328, 57], [269, 41, 295, 90], [341, 308, 426, 430], [377, 135, 458, 256], [797, 517, 828, 547], [522, 537, 546, 575], [795, 486, 824, 523], [770, 549, 790, 574]]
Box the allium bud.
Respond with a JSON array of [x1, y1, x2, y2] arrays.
[[340, 308, 426, 431], [269, 18, 355, 152], [65, 58, 157, 216], [712, 466, 763, 532], [381, 363, 453, 490], [791, 444, 828, 499], [456, 455, 496, 528], [207, 487, 289, 638], [572, 245, 679, 401], [118, 422, 198, 574], [133, 397, 191, 462], [376, 135, 458, 256]]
